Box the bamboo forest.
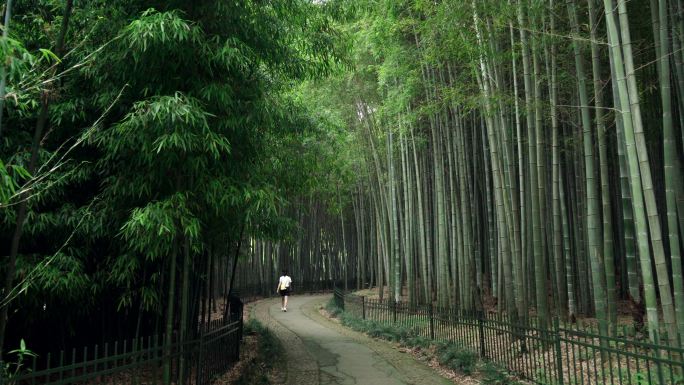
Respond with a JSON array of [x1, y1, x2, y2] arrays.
[[1, 0, 684, 384]]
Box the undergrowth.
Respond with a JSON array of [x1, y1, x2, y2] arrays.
[[434, 341, 478, 374], [325, 298, 520, 384], [232, 319, 284, 385], [480, 362, 524, 385]]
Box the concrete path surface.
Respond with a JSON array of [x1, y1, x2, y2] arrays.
[[252, 294, 453, 385]]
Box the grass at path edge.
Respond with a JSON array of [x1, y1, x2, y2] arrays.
[[324, 299, 525, 385], [232, 319, 286, 385]]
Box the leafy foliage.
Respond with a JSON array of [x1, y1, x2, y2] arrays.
[[435, 342, 478, 375], [480, 362, 523, 385], [1, 339, 36, 380], [0, 0, 349, 354], [236, 319, 285, 385]]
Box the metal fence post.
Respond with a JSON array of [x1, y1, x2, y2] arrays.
[[196, 333, 204, 385], [478, 311, 486, 359], [362, 296, 366, 320], [429, 303, 435, 340], [238, 314, 243, 360], [393, 301, 397, 323], [553, 317, 564, 385]]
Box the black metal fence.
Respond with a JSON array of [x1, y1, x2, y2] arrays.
[[335, 291, 684, 385], [0, 279, 354, 385], [1, 279, 352, 385], [2, 311, 243, 385]]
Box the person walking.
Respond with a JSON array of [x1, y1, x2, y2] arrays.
[[277, 270, 292, 312]]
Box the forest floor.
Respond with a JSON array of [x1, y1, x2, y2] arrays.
[[345, 287, 670, 385], [251, 294, 459, 385], [351, 286, 644, 328]]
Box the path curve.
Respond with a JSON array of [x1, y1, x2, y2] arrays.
[[252, 294, 453, 385]]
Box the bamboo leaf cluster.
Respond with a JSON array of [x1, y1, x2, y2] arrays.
[[0, 0, 348, 363]]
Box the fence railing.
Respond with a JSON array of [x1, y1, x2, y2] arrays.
[[334, 290, 684, 385], [2, 308, 243, 385], [1, 279, 352, 385]]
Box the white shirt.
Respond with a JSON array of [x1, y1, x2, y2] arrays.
[[279, 275, 292, 289]]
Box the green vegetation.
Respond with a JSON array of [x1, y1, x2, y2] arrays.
[[434, 342, 478, 375], [327, 298, 518, 382], [327, 299, 419, 343], [327, 299, 419, 342], [0, 339, 36, 381], [233, 319, 285, 385], [480, 363, 523, 385], [2, 0, 684, 371], [325, 299, 344, 318], [0, 0, 349, 361], [264, 0, 684, 348]]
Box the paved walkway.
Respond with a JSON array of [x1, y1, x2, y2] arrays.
[[252, 294, 453, 385]]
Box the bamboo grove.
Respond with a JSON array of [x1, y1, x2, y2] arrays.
[[280, 0, 684, 347], [0, 0, 350, 361], [3, 0, 684, 364]]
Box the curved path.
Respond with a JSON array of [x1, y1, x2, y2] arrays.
[[252, 294, 453, 385]]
